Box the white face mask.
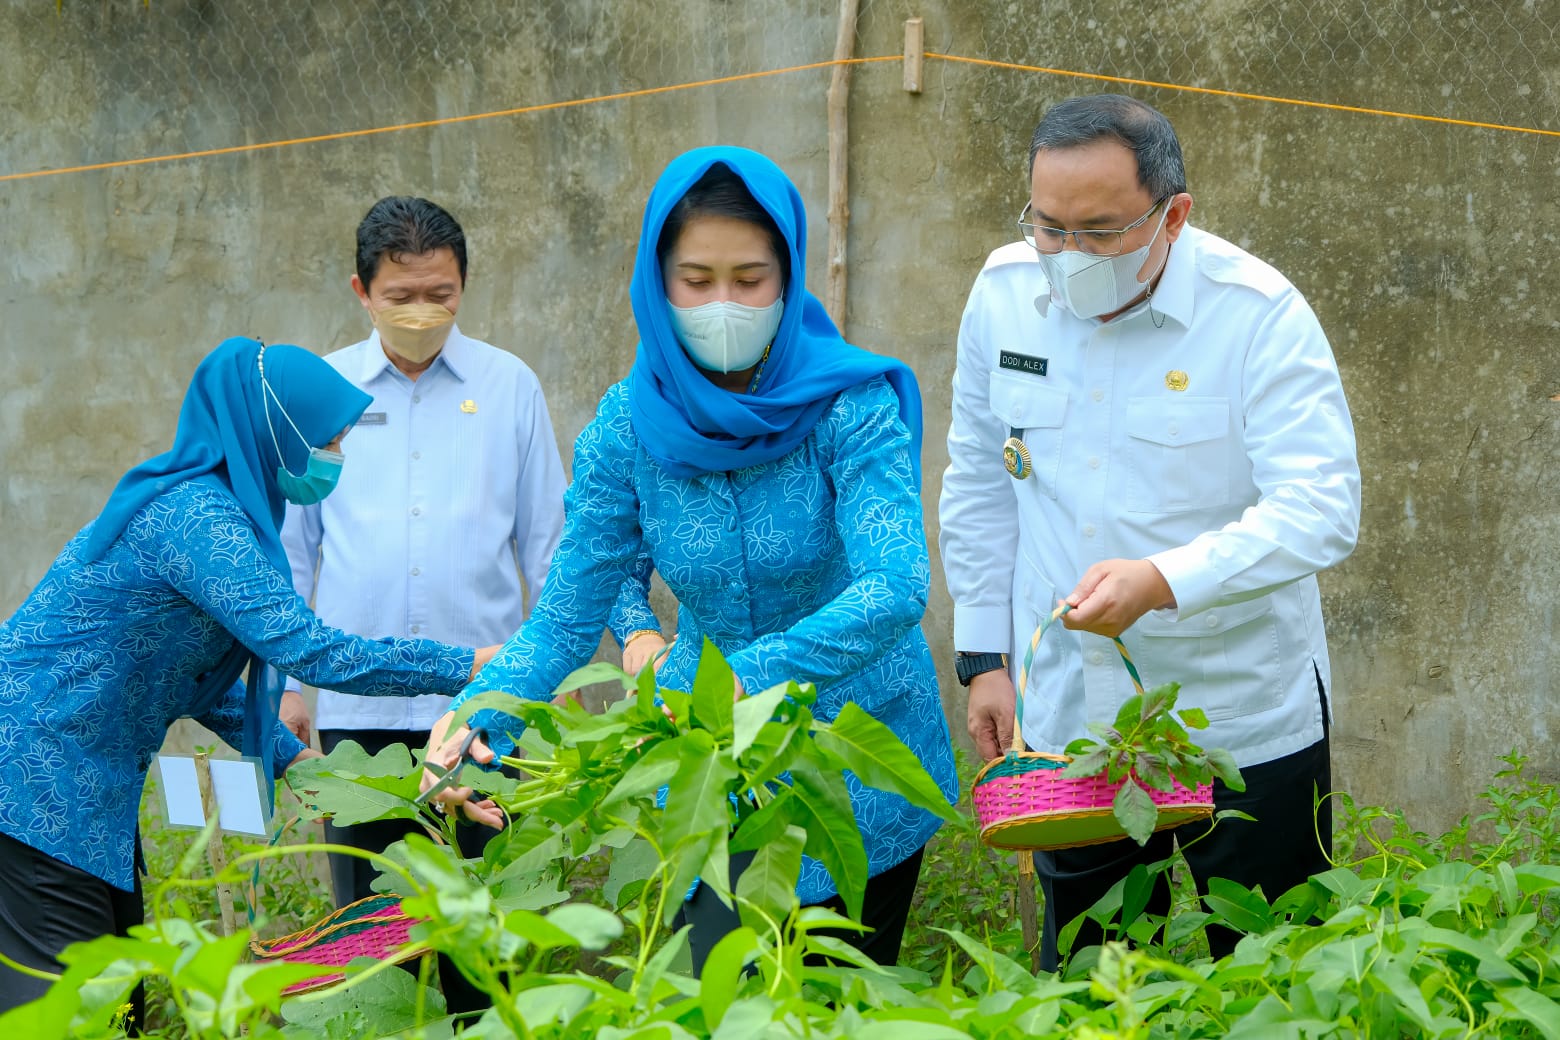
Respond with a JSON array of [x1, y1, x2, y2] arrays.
[[669, 298, 784, 374], [1035, 204, 1171, 320]]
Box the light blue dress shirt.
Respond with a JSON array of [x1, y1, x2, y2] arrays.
[[282, 327, 566, 731], [0, 482, 474, 890], [455, 377, 959, 905]]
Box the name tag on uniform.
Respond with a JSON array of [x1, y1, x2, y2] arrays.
[[999, 351, 1048, 376], [356, 412, 387, 426]]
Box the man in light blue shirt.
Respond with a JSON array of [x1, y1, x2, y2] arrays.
[[280, 198, 566, 1009]]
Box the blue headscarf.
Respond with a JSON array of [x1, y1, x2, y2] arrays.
[[627, 146, 923, 479], [83, 337, 370, 779]]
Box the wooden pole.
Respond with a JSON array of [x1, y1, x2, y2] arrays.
[[825, 0, 859, 332], [194, 752, 239, 937], [903, 18, 924, 94]]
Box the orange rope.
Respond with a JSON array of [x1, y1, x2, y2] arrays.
[[0, 55, 900, 183], [4, 49, 1553, 184], [925, 52, 1560, 140]]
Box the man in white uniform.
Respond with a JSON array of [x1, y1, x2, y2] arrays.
[[281, 196, 567, 1010], [940, 94, 1360, 970]]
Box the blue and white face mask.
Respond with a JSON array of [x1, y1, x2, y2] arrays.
[[259, 354, 345, 505]]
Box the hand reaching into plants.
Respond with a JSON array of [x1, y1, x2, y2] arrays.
[[285, 745, 324, 770], [622, 630, 671, 675], [967, 669, 1016, 761], [422, 710, 504, 829], [279, 689, 312, 744], [1061, 558, 1175, 637]]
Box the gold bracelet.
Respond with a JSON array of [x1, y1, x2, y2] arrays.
[[623, 629, 663, 650]]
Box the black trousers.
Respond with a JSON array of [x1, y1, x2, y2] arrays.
[[319, 728, 499, 1016], [679, 846, 926, 977], [1034, 674, 1333, 972], [0, 831, 145, 1027]]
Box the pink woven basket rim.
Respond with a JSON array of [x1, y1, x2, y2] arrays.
[[971, 752, 1213, 849]]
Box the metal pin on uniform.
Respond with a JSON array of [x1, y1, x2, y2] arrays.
[[1003, 427, 1032, 479]]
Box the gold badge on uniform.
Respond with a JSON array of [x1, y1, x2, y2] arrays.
[[460, 399, 478, 414], [1165, 370, 1189, 392], [1003, 428, 1032, 480]]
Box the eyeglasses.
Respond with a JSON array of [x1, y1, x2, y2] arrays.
[[1017, 196, 1170, 256]]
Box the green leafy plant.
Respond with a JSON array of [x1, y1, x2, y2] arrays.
[[1060, 682, 1245, 844], [12, 637, 1560, 1040]]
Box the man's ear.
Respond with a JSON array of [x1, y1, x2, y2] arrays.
[[1163, 193, 1194, 243], [350, 274, 372, 308]]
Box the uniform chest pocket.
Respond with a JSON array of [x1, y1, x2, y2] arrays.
[[1125, 397, 1234, 514], [989, 373, 1069, 500]]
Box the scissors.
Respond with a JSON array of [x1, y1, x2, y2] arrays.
[[413, 727, 488, 811]]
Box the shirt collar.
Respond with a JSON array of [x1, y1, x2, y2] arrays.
[[357, 323, 470, 385]]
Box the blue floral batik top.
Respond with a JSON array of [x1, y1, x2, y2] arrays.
[[456, 378, 959, 905], [0, 481, 474, 890]]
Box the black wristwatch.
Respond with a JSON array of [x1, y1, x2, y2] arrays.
[[955, 651, 1006, 687]]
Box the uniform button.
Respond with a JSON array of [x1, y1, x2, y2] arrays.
[[411, 507, 421, 516], [1168, 422, 1180, 437], [411, 625, 421, 634], [1091, 389, 1104, 402], [1088, 456, 1100, 469], [412, 451, 421, 460], [410, 567, 420, 576], [1089, 650, 1104, 665], [1205, 614, 1219, 629], [1082, 524, 1096, 538], [413, 394, 422, 404]]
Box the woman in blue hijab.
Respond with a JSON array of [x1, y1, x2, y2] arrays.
[[426, 147, 958, 973], [0, 337, 493, 1018]]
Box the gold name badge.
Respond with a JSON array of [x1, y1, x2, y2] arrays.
[[1003, 436, 1032, 480], [460, 399, 478, 414], [1165, 370, 1189, 392]]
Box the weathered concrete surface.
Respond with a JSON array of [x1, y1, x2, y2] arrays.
[[2, 0, 1556, 833]]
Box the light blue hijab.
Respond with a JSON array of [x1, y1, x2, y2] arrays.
[[627, 146, 923, 480], [83, 337, 369, 777]]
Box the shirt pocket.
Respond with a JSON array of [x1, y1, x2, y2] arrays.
[[1129, 596, 1283, 721], [989, 372, 1069, 499], [1124, 397, 1233, 514]]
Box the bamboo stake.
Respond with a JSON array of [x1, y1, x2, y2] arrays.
[[194, 752, 239, 937], [1011, 729, 1042, 973], [825, 0, 859, 331]]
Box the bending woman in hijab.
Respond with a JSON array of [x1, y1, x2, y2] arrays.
[[423, 147, 958, 973], [0, 337, 494, 1018]]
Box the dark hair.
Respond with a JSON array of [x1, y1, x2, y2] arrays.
[[354, 196, 468, 289], [656, 163, 791, 286], [1027, 94, 1187, 199]]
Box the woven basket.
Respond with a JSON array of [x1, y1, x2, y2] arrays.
[[973, 750, 1212, 850], [249, 894, 428, 995], [972, 605, 1214, 851]]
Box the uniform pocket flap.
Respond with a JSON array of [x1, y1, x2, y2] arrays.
[[990, 373, 1068, 429], [1125, 397, 1229, 447], [1132, 595, 1272, 638]]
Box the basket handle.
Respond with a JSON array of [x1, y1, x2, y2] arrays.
[[1014, 603, 1146, 742]]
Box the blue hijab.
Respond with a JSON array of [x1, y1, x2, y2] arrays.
[[627, 146, 923, 479], [83, 337, 370, 778]]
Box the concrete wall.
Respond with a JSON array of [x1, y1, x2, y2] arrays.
[[2, 0, 1555, 834]]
